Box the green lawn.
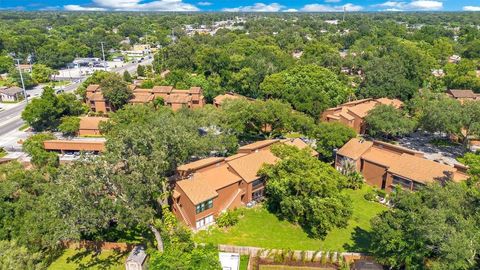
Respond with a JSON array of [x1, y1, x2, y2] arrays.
[[240, 255, 249, 270], [48, 248, 128, 270], [195, 186, 386, 252]]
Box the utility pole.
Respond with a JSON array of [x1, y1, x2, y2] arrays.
[[343, 6, 346, 22], [14, 59, 28, 103], [100, 42, 107, 71]]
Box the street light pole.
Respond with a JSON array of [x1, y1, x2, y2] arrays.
[[14, 59, 28, 103], [100, 42, 107, 71]]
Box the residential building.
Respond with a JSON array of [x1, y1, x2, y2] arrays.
[[446, 89, 479, 102], [0, 86, 24, 102], [335, 138, 468, 192], [78, 117, 108, 136], [85, 84, 111, 113], [172, 138, 318, 230], [157, 87, 205, 111], [321, 98, 403, 134], [213, 92, 250, 107], [85, 84, 205, 112]]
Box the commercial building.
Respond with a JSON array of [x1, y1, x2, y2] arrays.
[[0, 86, 24, 102], [335, 138, 468, 192], [321, 98, 403, 134], [172, 138, 317, 230]]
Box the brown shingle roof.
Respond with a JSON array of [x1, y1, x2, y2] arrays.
[[189, 87, 202, 94], [342, 98, 373, 106], [86, 84, 100, 92], [43, 140, 105, 152], [361, 147, 400, 168], [238, 139, 278, 152], [129, 93, 154, 103], [213, 92, 247, 105], [347, 100, 379, 118], [152, 86, 173, 93], [133, 88, 152, 93], [165, 94, 192, 104], [281, 138, 318, 156], [227, 150, 279, 183], [79, 117, 108, 130], [376, 98, 404, 108], [337, 138, 373, 160], [90, 92, 105, 101], [177, 157, 225, 172], [177, 164, 242, 204], [388, 153, 466, 184], [447, 89, 477, 99]]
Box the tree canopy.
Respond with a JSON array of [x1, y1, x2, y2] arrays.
[[21, 87, 85, 131], [370, 183, 480, 270], [260, 65, 351, 118], [261, 144, 352, 239]]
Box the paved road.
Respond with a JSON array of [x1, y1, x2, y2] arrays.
[[0, 55, 153, 138]]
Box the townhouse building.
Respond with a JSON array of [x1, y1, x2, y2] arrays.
[[172, 138, 318, 230], [85, 84, 205, 112], [321, 98, 403, 134], [335, 138, 468, 192]]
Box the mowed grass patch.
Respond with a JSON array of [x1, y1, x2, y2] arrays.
[[195, 186, 386, 251], [48, 248, 128, 270]]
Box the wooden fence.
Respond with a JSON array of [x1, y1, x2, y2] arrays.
[[219, 244, 366, 261]]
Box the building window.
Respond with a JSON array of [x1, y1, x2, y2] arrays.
[[252, 178, 264, 190], [196, 215, 214, 229], [196, 199, 213, 214], [392, 175, 412, 189], [412, 181, 425, 191]]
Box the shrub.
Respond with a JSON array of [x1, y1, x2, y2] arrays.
[[345, 171, 364, 190], [364, 189, 377, 201], [216, 209, 240, 228], [376, 189, 387, 199]]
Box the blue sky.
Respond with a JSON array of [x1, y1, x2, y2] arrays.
[[1, 0, 480, 12]]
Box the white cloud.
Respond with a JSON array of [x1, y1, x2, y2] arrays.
[[197, 1, 212, 6], [222, 3, 284, 12], [65, 0, 200, 11], [64, 4, 107, 11], [463, 6, 480, 11], [373, 0, 442, 10], [408, 0, 442, 10], [376, 1, 404, 7], [301, 3, 363, 12], [283, 8, 299, 12]]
